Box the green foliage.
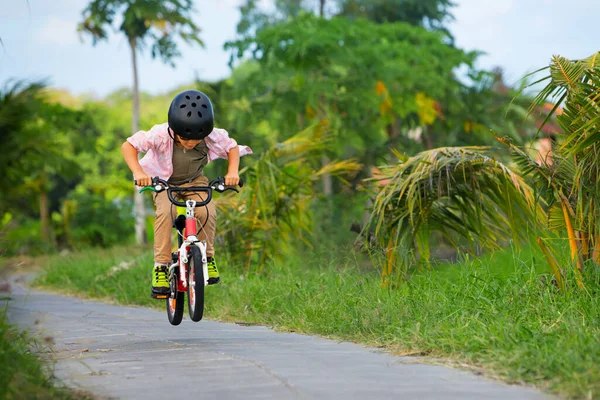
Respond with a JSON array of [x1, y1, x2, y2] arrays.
[[523, 53, 600, 235], [366, 147, 544, 277], [0, 2, 559, 274], [236, 0, 315, 40], [0, 312, 90, 399], [1, 219, 54, 256], [0, 80, 88, 249], [490, 52, 600, 283], [34, 246, 155, 307], [217, 122, 361, 269], [437, 68, 537, 150], [226, 13, 477, 183], [0, 78, 142, 253], [365, 53, 600, 283], [68, 192, 134, 248], [0, 80, 47, 211], [311, 192, 371, 257], [336, 0, 455, 30], [79, 0, 203, 64], [236, 0, 455, 33]]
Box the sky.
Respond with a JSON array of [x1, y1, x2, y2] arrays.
[[1, 0, 598, 98]]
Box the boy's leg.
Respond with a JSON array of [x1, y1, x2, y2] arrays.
[[152, 191, 177, 296]]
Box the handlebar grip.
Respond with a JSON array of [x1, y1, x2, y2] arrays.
[[238, 178, 244, 188], [134, 177, 160, 186]]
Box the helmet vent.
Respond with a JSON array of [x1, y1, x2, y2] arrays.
[[187, 111, 192, 118], [202, 104, 208, 109], [191, 102, 197, 107], [196, 95, 201, 99], [185, 95, 191, 100], [197, 111, 202, 118], [179, 104, 186, 109]]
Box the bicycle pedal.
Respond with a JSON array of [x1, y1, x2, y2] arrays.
[[151, 289, 170, 299]]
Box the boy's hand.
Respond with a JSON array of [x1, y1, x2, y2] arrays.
[[224, 172, 240, 186], [134, 172, 152, 187]]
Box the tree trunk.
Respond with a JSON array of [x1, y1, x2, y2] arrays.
[[423, 125, 434, 150], [361, 154, 374, 228], [317, 3, 331, 196], [562, 200, 584, 289], [386, 116, 400, 145], [39, 170, 50, 244], [129, 37, 147, 245], [321, 154, 333, 196]]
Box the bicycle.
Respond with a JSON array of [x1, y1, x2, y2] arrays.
[[138, 176, 242, 325]]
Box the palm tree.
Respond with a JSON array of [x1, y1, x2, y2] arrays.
[[0, 81, 46, 228], [366, 52, 600, 290], [78, 0, 203, 244], [365, 146, 544, 285], [0, 80, 78, 244], [509, 52, 600, 288]]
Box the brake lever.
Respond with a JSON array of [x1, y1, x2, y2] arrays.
[[211, 183, 240, 194], [139, 184, 165, 194], [210, 177, 243, 193], [136, 177, 166, 194]]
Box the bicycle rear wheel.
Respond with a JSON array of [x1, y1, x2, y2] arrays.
[[166, 267, 184, 325], [187, 245, 205, 322], [166, 291, 184, 325]]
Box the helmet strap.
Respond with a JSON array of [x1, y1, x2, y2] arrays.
[[167, 127, 176, 141]]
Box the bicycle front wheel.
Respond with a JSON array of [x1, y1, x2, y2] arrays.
[[187, 245, 205, 322]]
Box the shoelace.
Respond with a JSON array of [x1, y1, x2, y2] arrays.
[[154, 268, 168, 282]]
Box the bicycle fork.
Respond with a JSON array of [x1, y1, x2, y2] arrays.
[[176, 199, 209, 289]]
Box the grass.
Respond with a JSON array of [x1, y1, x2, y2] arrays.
[[32, 243, 600, 399], [0, 311, 94, 400]]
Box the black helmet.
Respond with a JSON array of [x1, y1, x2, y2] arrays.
[[168, 90, 214, 140]]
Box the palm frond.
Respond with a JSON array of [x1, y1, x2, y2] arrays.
[[550, 55, 586, 90], [217, 122, 362, 269], [366, 146, 544, 272], [312, 159, 361, 180]]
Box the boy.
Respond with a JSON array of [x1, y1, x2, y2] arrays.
[[121, 89, 252, 297]]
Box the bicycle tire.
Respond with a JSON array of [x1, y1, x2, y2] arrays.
[[166, 267, 184, 325], [187, 245, 205, 322], [166, 291, 184, 325]]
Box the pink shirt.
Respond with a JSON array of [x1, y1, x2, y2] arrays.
[[126, 122, 252, 180]]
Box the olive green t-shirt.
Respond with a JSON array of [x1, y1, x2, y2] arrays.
[[168, 141, 209, 185]]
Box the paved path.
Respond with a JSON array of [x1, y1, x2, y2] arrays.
[[3, 279, 548, 400]]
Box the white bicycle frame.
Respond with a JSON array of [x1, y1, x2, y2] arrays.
[[173, 199, 209, 288]]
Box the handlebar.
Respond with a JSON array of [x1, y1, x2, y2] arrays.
[[136, 176, 244, 207]]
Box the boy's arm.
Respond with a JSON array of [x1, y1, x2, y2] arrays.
[[224, 145, 240, 186], [121, 141, 152, 186]]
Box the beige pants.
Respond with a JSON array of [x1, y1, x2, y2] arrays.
[[153, 175, 216, 264]]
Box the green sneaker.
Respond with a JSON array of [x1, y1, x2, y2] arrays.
[[151, 264, 170, 298], [207, 257, 220, 285]]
